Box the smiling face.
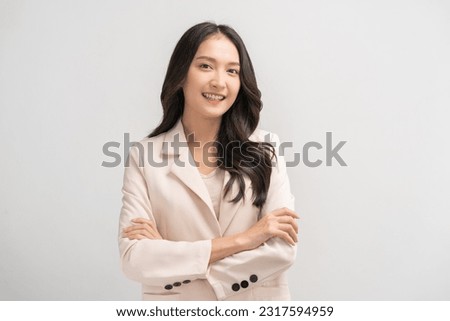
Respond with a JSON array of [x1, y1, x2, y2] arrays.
[[182, 33, 241, 122]]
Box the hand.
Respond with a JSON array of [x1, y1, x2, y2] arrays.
[[122, 218, 163, 240], [241, 207, 299, 249]]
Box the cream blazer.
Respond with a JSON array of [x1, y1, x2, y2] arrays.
[[118, 119, 296, 300]]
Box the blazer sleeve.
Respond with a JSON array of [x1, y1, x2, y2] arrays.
[[206, 133, 297, 300], [118, 145, 212, 286]]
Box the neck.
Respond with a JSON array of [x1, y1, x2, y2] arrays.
[[181, 114, 221, 145]]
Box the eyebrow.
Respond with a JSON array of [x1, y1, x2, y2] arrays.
[[195, 56, 240, 67]]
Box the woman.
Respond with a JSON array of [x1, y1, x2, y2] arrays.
[[119, 22, 299, 301]]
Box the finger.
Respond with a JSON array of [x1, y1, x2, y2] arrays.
[[124, 224, 147, 232], [123, 225, 145, 233], [147, 229, 162, 239], [124, 223, 163, 239], [124, 223, 156, 234], [131, 218, 160, 234], [273, 230, 296, 246], [126, 233, 147, 240], [270, 207, 299, 219], [124, 227, 153, 238], [125, 229, 153, 239], [144, 220, 158, 230], [124, 224, 157, 234], [131, 218, 155, 225], [125, 227, 161, 240], [280, 208, 299, 219], [278, 223, 298, 243], [277, 216, 299, 233]]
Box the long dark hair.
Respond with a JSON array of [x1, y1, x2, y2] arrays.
[[148, 22, 275, 209]]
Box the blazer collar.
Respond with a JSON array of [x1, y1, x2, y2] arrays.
[[161, 118, 251, 235], [160, 118, 188, 157]]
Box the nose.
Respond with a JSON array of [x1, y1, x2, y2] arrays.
[[210, 71, 226, 90]]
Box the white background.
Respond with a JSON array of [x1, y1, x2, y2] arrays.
[[1, 0, 449, 300]]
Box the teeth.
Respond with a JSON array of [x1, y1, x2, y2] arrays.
[[203, 93, 225, 101]]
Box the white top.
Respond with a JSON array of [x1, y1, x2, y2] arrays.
[[200, 168, 225, 219]]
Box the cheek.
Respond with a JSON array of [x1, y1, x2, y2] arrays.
[[231, 81, 241, 98], [182, 77, 200, 99], [183, 69, 201, 89]]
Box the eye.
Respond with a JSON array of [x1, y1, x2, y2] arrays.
[[228, 68, 240, 75], [199, 63, 212, 70]]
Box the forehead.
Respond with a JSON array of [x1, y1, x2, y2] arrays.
[[194, 34, 240, 62]]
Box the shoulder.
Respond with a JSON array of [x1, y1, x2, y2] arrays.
[[249, 127, 281, 145], [136, 132, 165, 146], [126, 132, 167, 163], [129, 134, 163, 151]]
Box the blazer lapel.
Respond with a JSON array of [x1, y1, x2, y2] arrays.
[[162, 120, 217, 221], [218, 171, 252, 234]]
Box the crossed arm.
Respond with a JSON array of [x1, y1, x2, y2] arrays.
[[122, 207, 299, 264]]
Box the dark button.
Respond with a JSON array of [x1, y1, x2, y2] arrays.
[[240, 280, 249, 288], [164, 284, 173, 290], [182, 280, 191, 284], [173, 282, 181, 287], [249, 274, 258, 283], [232, 283, 240, 292]]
